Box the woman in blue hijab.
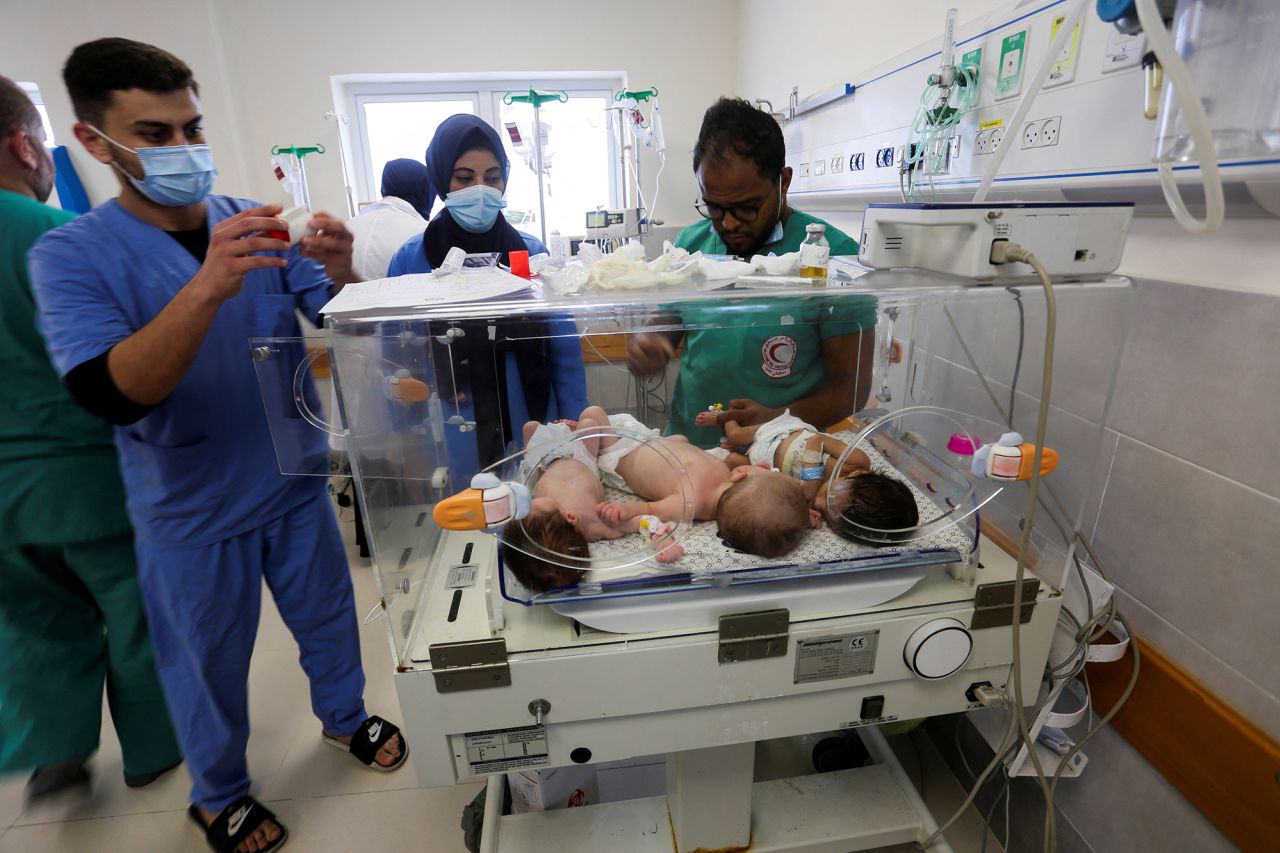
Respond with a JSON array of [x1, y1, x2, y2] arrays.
[[379, 158, 435, 219], [387, 115, 587, 475], [389, 115, 547, 271]]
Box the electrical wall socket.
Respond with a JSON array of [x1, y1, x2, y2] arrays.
[[1021, 116, 1063, 149], [1040, 117, 1061, 147], [1022, 121, 1042, 148]]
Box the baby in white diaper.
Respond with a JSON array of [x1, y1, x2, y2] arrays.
[[506, 406, 817, 591], [696, 408, 920, 538]]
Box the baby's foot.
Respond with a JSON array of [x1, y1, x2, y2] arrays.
[[654, 540, 685, 563], [522, 420, 540, 447], [694, 411, 722, 427]]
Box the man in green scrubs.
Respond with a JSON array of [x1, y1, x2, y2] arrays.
[[0, 76, 180, 797], [630, 97, 875, 446]]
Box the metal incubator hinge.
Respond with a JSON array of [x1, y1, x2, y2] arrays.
[[970, 579, 1041, 629], [718, 609, 790, 664], [428, 638, 511, 693]]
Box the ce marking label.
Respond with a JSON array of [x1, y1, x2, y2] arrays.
[[849, 152, 865, 171]]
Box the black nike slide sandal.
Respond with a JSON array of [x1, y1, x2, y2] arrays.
[[188, 795, 288, 853], [321, 715, 409, 772]]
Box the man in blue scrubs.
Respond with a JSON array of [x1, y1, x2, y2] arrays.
[[30, 39, 404, 853]]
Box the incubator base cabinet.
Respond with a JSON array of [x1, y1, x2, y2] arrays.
[[251, 267, 1132, 851]]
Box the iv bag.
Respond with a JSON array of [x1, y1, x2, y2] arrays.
[[271, 154, 307, 208], [1153, 0, 1280, 162]]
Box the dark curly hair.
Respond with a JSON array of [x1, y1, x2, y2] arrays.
[[502, 511, 589, 592], [692, 96, 785, 182], [64, 38, 198, 126], [828, 473, 920, 542]]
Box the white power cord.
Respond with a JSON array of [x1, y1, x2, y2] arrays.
[[931, 251, 1152, 845], [1135, 0, 1225, 234], [918, 239, 1056, 848], [921, 245, 1143, 852], [973, 0, 1090, 203], [985, 240, 1057, 833]]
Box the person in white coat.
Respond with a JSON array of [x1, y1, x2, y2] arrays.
[[346, 158, 434, 279]]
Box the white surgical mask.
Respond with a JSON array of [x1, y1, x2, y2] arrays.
[[766, 174, 784, 245]]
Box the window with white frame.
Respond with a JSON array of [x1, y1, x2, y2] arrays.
[[18, 82, 56, 146], [339, 76, 624, 243]]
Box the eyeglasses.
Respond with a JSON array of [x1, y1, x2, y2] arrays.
[[694, 198, 768, 223], [693, 175, 783, 224]]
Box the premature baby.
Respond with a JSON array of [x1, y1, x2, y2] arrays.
[[503, 406, 815, 592], [697, 408, 920, 539]]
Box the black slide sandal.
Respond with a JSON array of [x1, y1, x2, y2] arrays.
[[188, 796, 288, 853], [322, 715, 409, 772]]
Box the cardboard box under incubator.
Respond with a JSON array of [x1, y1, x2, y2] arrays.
[[247, 267, 1133, 795]]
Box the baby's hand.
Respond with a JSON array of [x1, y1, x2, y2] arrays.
[[809, 508, 823, 529], [596, 501, 632, 525]]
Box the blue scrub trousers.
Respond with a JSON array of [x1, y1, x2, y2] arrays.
[[135, 491, 366, 811]]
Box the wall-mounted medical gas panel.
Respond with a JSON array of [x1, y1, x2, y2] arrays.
[[782, 0, 1280, 215]]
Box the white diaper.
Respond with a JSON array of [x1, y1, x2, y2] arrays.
[[596, 413, 661, 489], [746, 410, 812, 469], [521, 422, 600, 477]]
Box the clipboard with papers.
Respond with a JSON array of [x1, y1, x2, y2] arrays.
[[320, 268, 533, 318]]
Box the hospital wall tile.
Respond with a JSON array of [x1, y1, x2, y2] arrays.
[[919, 280, 1133, 425], [1081, 429, 1121, 542], [1091, 436, 1280, 699], [1113, 589, 1280, 742], [923, 715, 1093, 853], [1051, 723, 1236, 853], [923, 357, 1117, 544], [928, 712, 1236, 853], [1107, 278, 1280, 501]]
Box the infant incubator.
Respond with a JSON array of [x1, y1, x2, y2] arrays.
[[250, 263, 1130, 850]]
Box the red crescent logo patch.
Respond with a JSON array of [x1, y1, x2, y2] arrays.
[[760, 334, 797, 378]]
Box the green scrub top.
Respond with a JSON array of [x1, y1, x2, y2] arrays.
[[673, 208, 860, 258], [666, 210, 873, 448], [0, 190, 131, 544]]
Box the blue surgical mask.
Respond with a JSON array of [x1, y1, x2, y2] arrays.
[[90, 125, 217, 207], [444, 184, 507, 233]]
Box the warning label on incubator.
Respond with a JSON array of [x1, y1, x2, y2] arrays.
[[463, 725, 549, 774], [794, 631, 879, 684], [446, 565, 477, 588]]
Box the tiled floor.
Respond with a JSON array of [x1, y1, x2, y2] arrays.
[[0, 511, 1000, 853]]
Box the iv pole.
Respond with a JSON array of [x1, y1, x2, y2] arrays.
[[271, 144, 325, 209], [613, 88, 659, 216], [503, 89, 568, 246]]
